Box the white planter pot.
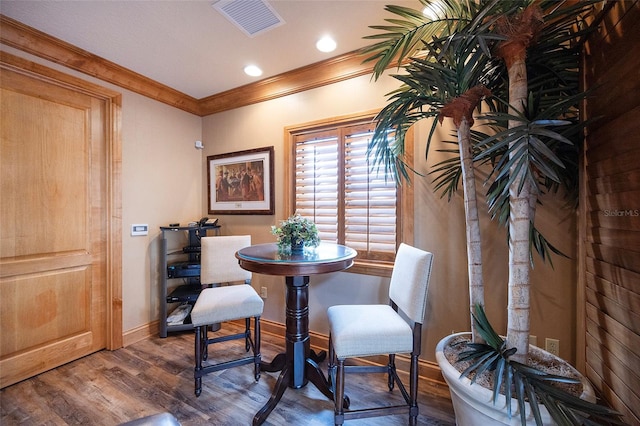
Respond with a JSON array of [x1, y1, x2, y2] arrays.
[[435, 332, 595, 426]]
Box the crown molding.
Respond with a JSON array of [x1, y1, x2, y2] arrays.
[[0, 15, 201, 115], [198, 50, 373, 115], [1, 14, 377, 117]]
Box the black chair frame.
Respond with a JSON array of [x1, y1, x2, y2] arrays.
[[194, 315, 261, 397]]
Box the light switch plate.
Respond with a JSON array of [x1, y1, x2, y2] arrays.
[[131, 224, 149, 236]]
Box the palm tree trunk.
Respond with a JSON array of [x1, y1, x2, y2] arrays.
[[506, 55, 532, 363], [439, 85, 490, 343], [457, 117, 485, 343], [497, 4, 544, 362]]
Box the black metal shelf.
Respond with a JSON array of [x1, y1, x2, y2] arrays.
[[159, 224, 220, 337]]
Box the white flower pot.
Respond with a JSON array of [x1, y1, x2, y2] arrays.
[[435, 332, 595, 425]]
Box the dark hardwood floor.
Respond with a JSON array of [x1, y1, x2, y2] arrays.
[[1, 323, 455, 425]]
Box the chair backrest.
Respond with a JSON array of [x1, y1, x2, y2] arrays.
[[388, 243, 434, 324], [200, 235, 251, 285]]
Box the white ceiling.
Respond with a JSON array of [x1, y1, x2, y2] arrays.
[[1, 0, 421, 99]]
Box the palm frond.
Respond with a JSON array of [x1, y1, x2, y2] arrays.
[[361, 1, 469, 79], [456, 305, 625, 426], [364, 0, 603, 265], [476, 94, 580, 201], [361, 0, 511, 80], [368, 8, 505, 185]]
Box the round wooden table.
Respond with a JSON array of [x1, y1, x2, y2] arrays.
[[236, 242, 357, 426]]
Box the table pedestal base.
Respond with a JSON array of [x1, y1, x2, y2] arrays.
[[253, 276, 335, 425], [253, 354, 334, 425]]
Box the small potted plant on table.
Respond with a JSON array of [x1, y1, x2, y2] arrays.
[[271, 213, 320, 253]]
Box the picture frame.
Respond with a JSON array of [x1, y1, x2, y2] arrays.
[[207, 146, 274, 215]]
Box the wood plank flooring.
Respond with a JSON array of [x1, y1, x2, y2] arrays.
[[1, 323, 455, 425]]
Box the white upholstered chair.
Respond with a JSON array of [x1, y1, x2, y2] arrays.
[[191, 235, 263, 397], [327, 243, 433, 425]]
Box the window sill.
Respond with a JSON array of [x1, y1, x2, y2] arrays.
[[346, 259, 393, 278]]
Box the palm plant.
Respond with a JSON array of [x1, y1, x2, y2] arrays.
[[364, 1, 623, 423], [365, 0, 597, 359]]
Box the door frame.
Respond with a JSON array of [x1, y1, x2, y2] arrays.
[[1, 51, 123, 349]]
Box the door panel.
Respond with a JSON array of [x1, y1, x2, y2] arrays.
[[0, 67, 107, 387], [1, 88, 89, 255], [1, 267, 91, 354]]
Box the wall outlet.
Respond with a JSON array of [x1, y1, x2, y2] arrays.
[[545, 338, 560, 356], [260, 286, 267, 299]]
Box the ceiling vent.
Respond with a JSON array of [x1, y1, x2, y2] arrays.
[[212, 0, 285, 37]]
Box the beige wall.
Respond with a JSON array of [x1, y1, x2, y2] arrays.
[[201, 73, 579, 363], [3, 44, 579, 364], [120, 95, 202, 331]]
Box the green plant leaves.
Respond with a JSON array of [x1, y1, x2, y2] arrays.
[[271, 213, 320, 250], [364, 0, 598, 265], [456, 305, 624, 426]]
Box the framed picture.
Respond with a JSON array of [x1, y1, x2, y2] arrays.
[[207, 146, 274, 215]]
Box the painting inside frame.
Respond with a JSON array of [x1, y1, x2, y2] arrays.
[[207, 146, 274, 215]]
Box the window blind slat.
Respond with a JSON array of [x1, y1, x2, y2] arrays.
[[294, 121, 398, 258]]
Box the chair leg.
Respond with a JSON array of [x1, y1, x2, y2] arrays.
[[202, 325, 209, 361], [409, 352, 419, 426], [388, 353, 396, 391], [194, 326, 203, 397], [245, 317, 251, 351], [327, 333, 335, 388], [254, 316, 261, 381], [334, 358, 345, 426]]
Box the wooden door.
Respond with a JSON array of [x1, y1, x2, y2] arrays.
[[0, 53, 121, 388]]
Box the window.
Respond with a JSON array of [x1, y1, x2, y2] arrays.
[[285, 112, 413, 276]]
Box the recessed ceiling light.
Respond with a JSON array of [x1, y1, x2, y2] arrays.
[[316, 36, 337, 53], [244, 65, 263, 77]]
